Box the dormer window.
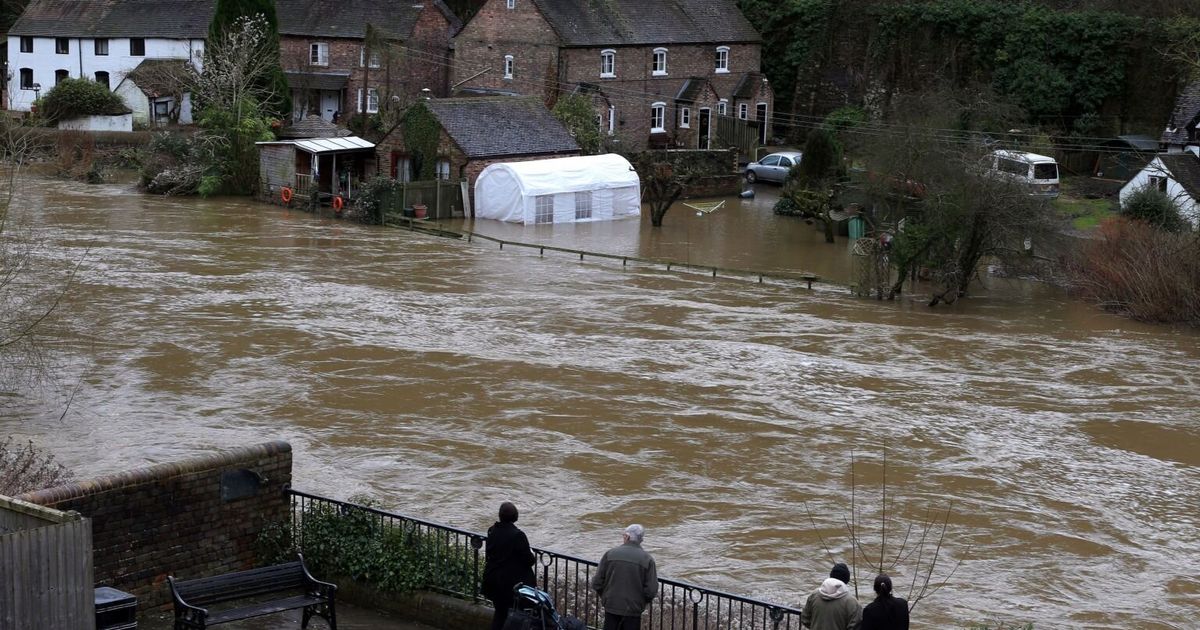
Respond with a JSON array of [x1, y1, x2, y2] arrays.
[[652, 48, 667, 76], [600, 49, 615, 78], [715, 46, 729, 73]]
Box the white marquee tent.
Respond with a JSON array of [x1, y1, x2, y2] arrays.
[[474, 154, 641, 225]]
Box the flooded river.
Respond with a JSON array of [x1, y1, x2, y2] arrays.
[[4, 176, 1200, 628]]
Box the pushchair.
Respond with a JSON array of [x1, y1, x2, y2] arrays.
[[503, 584, 586, 630]]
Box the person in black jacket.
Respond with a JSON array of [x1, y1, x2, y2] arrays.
[[861, 574, 909, 630], [482, 502, 536, 630]]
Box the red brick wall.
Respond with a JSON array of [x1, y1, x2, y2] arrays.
[[452, 0, 560, 100], [16, 441, 293, 610]]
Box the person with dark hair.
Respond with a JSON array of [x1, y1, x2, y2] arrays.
[[801, 562, 861, 630], [861, 574, 909, 630], [482, 502, 536, 630]]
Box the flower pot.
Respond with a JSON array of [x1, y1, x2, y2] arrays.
[[413, 204, 428, 219]]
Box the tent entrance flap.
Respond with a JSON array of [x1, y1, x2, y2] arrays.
[[474, 154, 642, 225]]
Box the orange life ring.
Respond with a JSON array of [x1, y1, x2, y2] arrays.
[[332, 196, 344, 212], [280, 187, 293, 203]]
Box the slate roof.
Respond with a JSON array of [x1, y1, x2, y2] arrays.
[[1158, 153, 1200, 201], [732, 72, 765, 99], [276, 0, 461, 39], [675, 77, 706, 103], [10, 0, 214, 38], [123, 59, 195, 96], [528, 0, 760, 47], [423, 97, 579, 158], [1162, 80, 1200, 147], [278, 114, 352, 138]]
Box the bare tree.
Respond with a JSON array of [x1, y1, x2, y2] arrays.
[[0, 437, 73, 495], [192, 14, 281, 119]]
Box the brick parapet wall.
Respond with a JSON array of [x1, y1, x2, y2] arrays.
[[17, 441, 293, 610]]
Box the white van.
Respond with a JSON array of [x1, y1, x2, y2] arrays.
[[987, 150, 1060, 198]]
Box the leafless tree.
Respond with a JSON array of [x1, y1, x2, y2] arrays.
[[0, 437, 73, 495], [192, 15, 281, 119]]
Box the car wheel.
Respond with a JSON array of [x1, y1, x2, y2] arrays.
[[745, 170, 757, 183]]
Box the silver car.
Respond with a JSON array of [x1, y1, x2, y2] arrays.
[[745, 151, 802, 184]]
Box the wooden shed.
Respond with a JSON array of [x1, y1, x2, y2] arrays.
[[0, 494, 95, 629], [257, 136, 376, 205]]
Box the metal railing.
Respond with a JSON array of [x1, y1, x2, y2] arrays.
[[286, 489, 803, 629]]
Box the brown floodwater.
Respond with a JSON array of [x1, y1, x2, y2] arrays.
[[4, 176, 1200, 628]]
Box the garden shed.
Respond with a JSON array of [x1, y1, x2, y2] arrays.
[[474, 154, 641, 224]]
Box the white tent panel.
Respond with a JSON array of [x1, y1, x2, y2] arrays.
[[475, 154, 642, 225]]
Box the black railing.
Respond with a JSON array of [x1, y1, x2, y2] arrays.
[[286, 489, 803, 629]]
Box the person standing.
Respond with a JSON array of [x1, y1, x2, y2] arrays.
[[801, 562, 862, 630], [482, 502, 536, 630], [861, 574, 908, 630], [590, 524, 658, 630]]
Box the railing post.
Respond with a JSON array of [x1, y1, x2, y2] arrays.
[[471, 535, 484, 603]]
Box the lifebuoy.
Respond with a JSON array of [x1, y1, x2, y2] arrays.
[[280, 187, 293, 203], [332, 196, 344, 212]]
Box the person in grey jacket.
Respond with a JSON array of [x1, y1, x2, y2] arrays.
[[801, 562, 862, 630], [590, 524, 658, 630]]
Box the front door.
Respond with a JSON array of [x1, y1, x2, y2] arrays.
[[698, 108, 711, 149], [320, 91, 340, 122]]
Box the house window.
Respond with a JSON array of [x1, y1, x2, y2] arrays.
[[503, 54, 514, 79], [391, 153, 412, 182], [738, 103, 748, 119], [436, 160, 451, 181], [600, 49, 615, 78], [715, 46, 729, 73], [651, 102, 665, 133], [506, 0, 515, 8], [680, 107, 690, 128], [367, 88, 379, 113], [19, 68, 33, 89], [95, 38, 109, 56], [652, 48, 667, 76], [608, 105, 616, 135], [19, 37, 33, 53], [55, 69, 69, 85], [95, 71, 109, 90], [154, 100, 170, 117], [575, 191, 593, 220], [717, 99, 727, 116], [1148, 175, 1168, 193], [130, 38, 145, 56], [55, 38, 69, 54], [310, 42, 329, 66], [535, 195, 554, 224], [361, 47, 381, 68]]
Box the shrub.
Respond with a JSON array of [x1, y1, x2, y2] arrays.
[[1120, 184, 1188, 233], [40, 78, 127, 123], [0, 437, 74, 496], [354, 177, 404, 225]]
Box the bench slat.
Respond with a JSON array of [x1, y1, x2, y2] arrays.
[[206, 595, 326, 624], [176, 563, 308, 606]]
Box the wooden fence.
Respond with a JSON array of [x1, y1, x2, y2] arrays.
[[715, 115, 760, 163], [0, 495, 94, 630]]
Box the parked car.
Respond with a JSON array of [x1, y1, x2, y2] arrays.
[[745, 151, 802, 184], [983, 150, 1060, 198]]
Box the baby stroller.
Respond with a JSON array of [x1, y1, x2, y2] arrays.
[[503, 584, 586, 630]]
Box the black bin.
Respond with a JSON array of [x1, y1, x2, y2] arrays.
[[95, 586, 137, 630]]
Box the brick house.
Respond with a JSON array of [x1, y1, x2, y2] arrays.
[[277, 0, 461, 122], [450, 0, 772, 150], [374, 96, 579, 185]]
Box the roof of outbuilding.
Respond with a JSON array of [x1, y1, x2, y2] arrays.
[[421, 96, 580, 158], [1158, 153, 1200, 201], [10, 0, 214, 38], [121, 59, 195, 96], [276, 0, 461, 39], [527, 0, 760, 47], [1162, 80, 1200, 146]]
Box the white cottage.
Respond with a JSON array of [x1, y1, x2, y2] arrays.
[[5, 0, 209, 113], [1119, 153, 1200, 229]]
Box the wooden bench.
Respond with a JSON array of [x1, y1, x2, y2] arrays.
[[167, 554, 336, 630]]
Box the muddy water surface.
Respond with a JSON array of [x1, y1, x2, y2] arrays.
[[4, 177, 1200, 628]]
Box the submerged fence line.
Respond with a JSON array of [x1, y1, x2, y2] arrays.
[[287, 489, 804, 629]]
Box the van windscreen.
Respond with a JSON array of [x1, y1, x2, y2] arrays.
[[1034, 163, 1058, 180]]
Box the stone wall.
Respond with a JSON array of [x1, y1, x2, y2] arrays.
[[16, 441, 293, 610]]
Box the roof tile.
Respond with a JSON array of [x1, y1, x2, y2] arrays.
[[423, 96, 580, 158], [528, 0, 760, 47]]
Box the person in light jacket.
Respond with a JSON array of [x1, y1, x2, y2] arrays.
[[591, 524, 658, 630], [801, 562, 862, 630], [481, 502, 536, 630]]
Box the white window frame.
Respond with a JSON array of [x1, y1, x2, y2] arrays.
[[19, 36, 32, 53], [715, 46, 730, 73], [506, 0, 515, 8], [651, 102, 666, 133], [652, 48, 667, 76], [679, 106, 690, 128], [503, 54, 514, 79], [310, 42, 329, 66], [738, 103, 748, 120], [361, 47, 381, 68], [608, 105, 616, 135], [600, 49, 615, 78], [717, 99, 728, 116], [575, 191, 593, 220], [95, 38, 109, 56], [534, 195, 554, 224], [366, 88, 379, 113], [436, 159, 451, 181]]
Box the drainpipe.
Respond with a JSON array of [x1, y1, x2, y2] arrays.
[[78, 38, 83, 78]]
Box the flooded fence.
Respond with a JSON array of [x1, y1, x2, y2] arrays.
[[286, 490, 803, 629], [377, 180, 465, 221]]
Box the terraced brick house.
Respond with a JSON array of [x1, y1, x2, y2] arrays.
[[450, 0, 772, 150], [277, 0, 461, 123], [5, 0, 211, 114]]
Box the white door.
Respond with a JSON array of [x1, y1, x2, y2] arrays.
[[320, 91, 340, 122]]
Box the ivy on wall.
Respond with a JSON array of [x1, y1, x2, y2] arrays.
[[401, 103, 441, 181]]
